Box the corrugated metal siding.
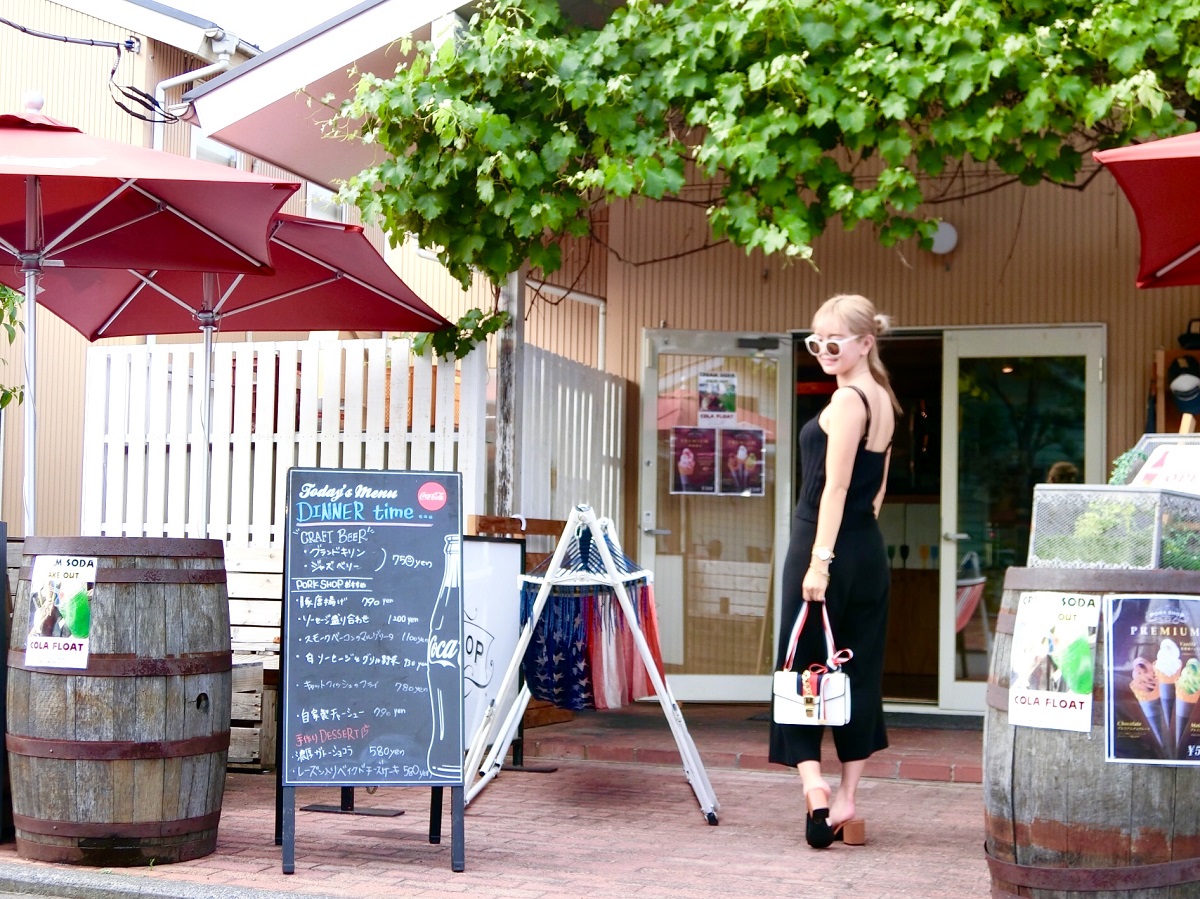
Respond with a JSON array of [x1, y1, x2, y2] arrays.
[[608, 167, 1197, 458], [6, 0, 1197, 539], [2, 1, 145, 141], [0, 0, 161, 535]]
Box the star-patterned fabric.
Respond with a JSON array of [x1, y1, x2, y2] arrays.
[[519, 580, 665, 710]]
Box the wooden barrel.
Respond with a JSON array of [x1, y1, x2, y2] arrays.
[[5, 537, 231, 866], [985, 567, 1200, 898]]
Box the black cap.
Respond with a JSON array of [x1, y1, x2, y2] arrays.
[[1168, 354, 1200, 414]]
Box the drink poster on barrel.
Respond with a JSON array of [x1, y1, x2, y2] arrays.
[[278, 467, 465, 872]]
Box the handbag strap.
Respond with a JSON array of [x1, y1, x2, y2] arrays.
[[782, 601, 854, 672]]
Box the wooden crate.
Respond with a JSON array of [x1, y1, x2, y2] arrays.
[[225, 547, 283, 771], [229, 653, 277, 770]]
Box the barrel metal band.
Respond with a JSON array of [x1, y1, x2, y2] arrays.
[[6, 732, 230, 760], [18, 567, 226, 584], [12, 809, 222, 839], [986, 843, 1200, 890], [7, 649, 231, 676], [21, 536, 224, 559]]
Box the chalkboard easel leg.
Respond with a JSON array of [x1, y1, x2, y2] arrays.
[[281, 786, 296, 874], [429, 786, 443, 844], [451, 785, 464, 873]]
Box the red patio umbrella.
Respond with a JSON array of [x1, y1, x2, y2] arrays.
[[1094, 132, 1200, 289], [0, 102, 299, 534], [11, 212, 453, 534]]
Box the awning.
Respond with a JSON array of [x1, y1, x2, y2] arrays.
[[183, 0, 464, 187]]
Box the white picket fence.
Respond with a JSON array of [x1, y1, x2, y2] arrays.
[[521, 347, 625, 526], [80, 338, 624, 547], [81, 338, 486, 546]]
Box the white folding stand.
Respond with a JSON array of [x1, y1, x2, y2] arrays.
[[464, 504, 719, 824]]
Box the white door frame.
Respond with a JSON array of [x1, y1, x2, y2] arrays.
[[938, 325, 1107, 712], [639, 329, 794, 702]]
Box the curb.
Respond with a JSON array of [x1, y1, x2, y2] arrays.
[[0, 861, 336, 899]]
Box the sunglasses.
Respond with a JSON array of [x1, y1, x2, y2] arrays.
[[804, 334, 862, 357]]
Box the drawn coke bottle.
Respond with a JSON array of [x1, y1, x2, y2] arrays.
[[426, 533, 462, 778]]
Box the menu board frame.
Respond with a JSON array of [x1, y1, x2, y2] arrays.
[[281, 466, 464, 787], [277, 467, 465, 873]]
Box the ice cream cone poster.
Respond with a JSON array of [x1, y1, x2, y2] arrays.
[[1105, 594, 1200, 765], [1008, 591, 1100, 732], [25, 554, 96, 669], [697, 373, 737, 427], [671, 427, 717, 494], [718, 428, 765, 496]]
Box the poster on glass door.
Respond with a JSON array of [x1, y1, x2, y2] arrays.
[[697, 372, 737, 426], [719, 427, 765, 496], [671, 427, 717, 494]]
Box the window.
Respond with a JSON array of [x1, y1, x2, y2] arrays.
[[306, 183, 345, 223], [192, 134, 237, 168]]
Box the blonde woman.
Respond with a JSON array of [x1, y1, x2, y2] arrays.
[[769, 294, 899, 849]]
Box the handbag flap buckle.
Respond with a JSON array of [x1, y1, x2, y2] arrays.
[[801, 669, 818, 716]]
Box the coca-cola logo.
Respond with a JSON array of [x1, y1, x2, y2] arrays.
[[417, 482, 448, 511], [428, 636, 459, 663]]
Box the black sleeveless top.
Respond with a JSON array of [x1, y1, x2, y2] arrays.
[[796, 385, 888, 529]]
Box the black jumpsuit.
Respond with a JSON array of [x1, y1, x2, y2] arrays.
[[769, 387, 890, 765]]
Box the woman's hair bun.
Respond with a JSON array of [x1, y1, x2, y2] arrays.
[[874, 313, 893, 336]]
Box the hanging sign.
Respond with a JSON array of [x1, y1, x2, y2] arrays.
[[1008, 591, 1100, 732], [24, 554, 96, 669]]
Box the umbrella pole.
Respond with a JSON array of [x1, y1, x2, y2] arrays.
[[200, 323, 213, 539], [21, 265, 36, 538], [199, 288, 216, 540], [21, 175, 39, 537]]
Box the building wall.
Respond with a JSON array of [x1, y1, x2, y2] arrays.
[[1, 0, 260, 535], [5, 0, 1198, 541], [1, 0, 155, 535], [603, 166, 1200, 536]]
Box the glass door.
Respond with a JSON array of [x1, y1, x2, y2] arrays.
[[939, 326, 1106, 711], [639, 330, 792, 701]]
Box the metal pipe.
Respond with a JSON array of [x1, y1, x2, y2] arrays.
[[526, 277, 607, 370]]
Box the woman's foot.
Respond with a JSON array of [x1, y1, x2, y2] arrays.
[[804, 784, 834, 849], [829, 795, 864, 846]]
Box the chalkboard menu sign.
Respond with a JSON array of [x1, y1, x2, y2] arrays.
[[282, 468, 463, 787]]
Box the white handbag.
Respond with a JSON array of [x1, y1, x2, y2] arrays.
[[772, 601, 853, 726]]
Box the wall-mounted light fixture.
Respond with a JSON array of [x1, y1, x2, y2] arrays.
[[929, 221, 959, 255]]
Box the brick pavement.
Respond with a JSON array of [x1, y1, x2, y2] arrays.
[[0, 705, 989, 899]]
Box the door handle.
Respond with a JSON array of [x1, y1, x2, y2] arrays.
[[942, 532, 970, 542], [643, 528, 672, 536]]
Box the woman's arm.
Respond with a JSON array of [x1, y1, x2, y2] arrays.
[[803, 388, 867, 602]]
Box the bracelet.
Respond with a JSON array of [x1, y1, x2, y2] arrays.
[[808, 566, 830, 579]]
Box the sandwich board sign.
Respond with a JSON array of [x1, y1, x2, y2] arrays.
[[278, 467, 464, 872]]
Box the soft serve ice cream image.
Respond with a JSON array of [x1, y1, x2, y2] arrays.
[[1175, 658, 1200, 757], [1154, 638, 1183, 756], [1130, 657, 1167, 755]]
